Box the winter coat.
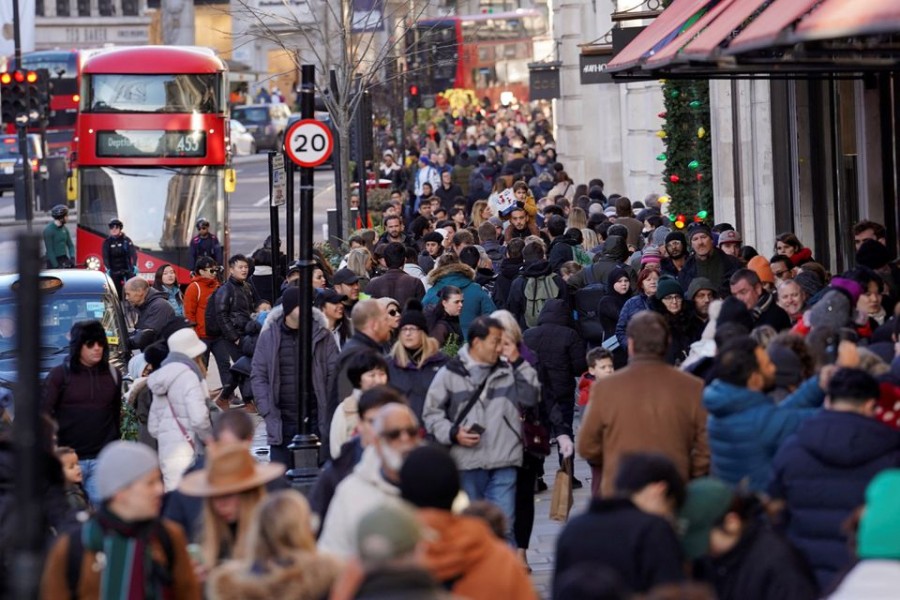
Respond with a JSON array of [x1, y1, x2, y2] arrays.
[[828, 560, 900, 600], [131, 288, 181, 350], [578, 355, 709, 497], [183, 275, 219, 338], [365, 269, 426, 310], [43, 357, 122, 460], [703, 375, 825, 491], [102, 233, 138, 274], [522, 299, 587, 438], [215, 276, 258, 343], [753, 291, 793, 332], [554, 498, 685, 596], [677, 248, 743, 298], [207, 551, 341, 600], [317, 446, 401, 558], [547, 236, 577, 273], [492, 258, 522, 310], [426, 306, 462, 348], [251, 307, 338, 446], [699, 523, 817, 600], [308, 438, 364, 529], [769, 411, 900, 588], [157, 284, 184, 317], [147, 355, 213, 491], [615, 293, 653, 348], [566, 236, 634, 291], [435, 183, 465, 213], [651, 299, 703, 365], [43, 221, 74, 267], [418, 250, 438, 275], [328, 331, 385, 429], [387, 351, 449, 421], [40, 516, 200, 600], [423, 346, 541, 471], [347, 567, 453, 600], [329, 390, 361, 460], [189, 233, 223, 267], [422, 263, 496, 341], [418, 509, 537, 599], [506, 259, 568, 331]]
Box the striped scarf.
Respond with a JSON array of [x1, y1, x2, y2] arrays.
[[82, 509, 171, 600]]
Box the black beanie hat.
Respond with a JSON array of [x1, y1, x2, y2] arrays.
[[399, 300, 428, 332], [665, 231, 687, 246], [423, 231, 444, 245], [856, 239, 891, 270], [399, 444, 460, 510]]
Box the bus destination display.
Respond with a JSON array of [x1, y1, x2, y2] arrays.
[[97, 130, 207, 158]]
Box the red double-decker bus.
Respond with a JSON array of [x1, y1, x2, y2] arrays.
[[4, 50, 83, 157], [409, 10, 546, 106], [71, 46, 233, 283]]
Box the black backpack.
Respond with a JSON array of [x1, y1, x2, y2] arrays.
[[204, 287, 222, 337], [573, 267, 608, 345]]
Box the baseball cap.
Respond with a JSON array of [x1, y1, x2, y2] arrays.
[[333, 268, 360, 286], [717, 230, 742, 246], [315, 288, 348, 307]]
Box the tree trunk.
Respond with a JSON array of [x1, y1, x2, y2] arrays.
[[336, 104, 354, 237]]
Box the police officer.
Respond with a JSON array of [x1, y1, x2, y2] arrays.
[[102, 218, 138, 298], [189, 217, 223, 269], [43, 205, 75, 268]]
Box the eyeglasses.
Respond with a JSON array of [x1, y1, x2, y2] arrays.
[[661, 295, 683, 303], [388, 309, 400, 317], [400, 326, 420, 334], [84, 340, 105, 348], [381, 426, 419, 441]]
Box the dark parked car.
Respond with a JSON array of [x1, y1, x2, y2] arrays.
[[231, 103, 291, 151], [0, 133, 45, 194]]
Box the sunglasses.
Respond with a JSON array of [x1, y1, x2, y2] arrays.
[[381, 426, 419, 441]]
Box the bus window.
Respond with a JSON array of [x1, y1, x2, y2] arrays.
[[85, 73, 221, 114]]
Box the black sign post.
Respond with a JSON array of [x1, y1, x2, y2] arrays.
[[529, 61, 562, 101], [580, 52, 614, 85]]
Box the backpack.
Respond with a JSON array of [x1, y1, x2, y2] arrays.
[[573, 267, 608, 345], [523, 274, 559, 328], [573, 245, 593, 268], [204, 287, 222, 337]]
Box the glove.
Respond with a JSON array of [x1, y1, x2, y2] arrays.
[[557, 434, 574, 459]]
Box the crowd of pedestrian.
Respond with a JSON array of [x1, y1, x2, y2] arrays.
[[4, 102, 900, 600]]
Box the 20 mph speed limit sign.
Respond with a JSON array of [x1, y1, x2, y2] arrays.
[[284, 119, 334, 168]]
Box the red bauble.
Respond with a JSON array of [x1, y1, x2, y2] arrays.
[[657, 111, 667, 119], [669, 174, 680, 183], [696, 173, 704, 181]]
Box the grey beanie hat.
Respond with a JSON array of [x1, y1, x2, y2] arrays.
[[95, 441, 159, 500], [652, 226, 671, 248], [807, 290, 851, 331], [794, 271, 824, 299]]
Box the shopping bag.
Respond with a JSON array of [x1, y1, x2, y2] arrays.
[[549, 458, 574, 521]]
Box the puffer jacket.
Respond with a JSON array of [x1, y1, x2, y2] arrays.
[[131, 288, 180, 350], [147, 354, 213, 491], [422, 346, 541, 471], [387, 350, 449, 420], [183, 275, 219, 338], [506, 259, 568, 330], [523, 299, 587, 438], [215, 276, 258, 343], [769, 411, 900, 589], [251, 306, 338, 445], [703, 375, 824, 491], [207, 551, 341, 600], [615, 293, 653, 348], [422, 263, 496, 340]]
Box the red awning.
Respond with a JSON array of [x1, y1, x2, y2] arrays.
[[606, 0, 716, 71], [725, 0, 820, 54], [677, 0, 771, 60], [643, 0, 745, 67], [792, 0, 900, 41]]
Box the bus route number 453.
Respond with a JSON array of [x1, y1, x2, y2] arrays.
[[285, 119, 334, 168]]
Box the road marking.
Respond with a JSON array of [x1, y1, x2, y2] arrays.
[[253, 196, 269, 207]]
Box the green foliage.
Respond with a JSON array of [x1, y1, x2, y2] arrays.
[[121, 397, 138, 441], [442, 333, 460, 358], [661, 79, 713, 221]]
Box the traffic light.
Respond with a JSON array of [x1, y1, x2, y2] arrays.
[[26, 69, 51, 125], [408, 84, 420, 109], [0, 71, 28, 125]]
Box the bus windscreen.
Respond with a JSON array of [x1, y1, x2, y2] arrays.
[[85, 74, 222, 114]]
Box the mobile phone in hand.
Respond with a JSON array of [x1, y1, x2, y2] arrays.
[[468, 423, 486, 435]]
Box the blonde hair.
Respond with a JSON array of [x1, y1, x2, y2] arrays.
[[568, 207, 588, 231], [346, 248, 371, 278], [471, 200, 490, 228], [581, 228, 599, 250], [390, 331, 442, 368], [245, 490, 316, 563], [201, 486, 266, 568], [490, 309, 523, 345]]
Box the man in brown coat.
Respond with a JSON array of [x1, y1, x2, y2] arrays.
[[41, 441, 200, 600], [365, 242, 426, 309], [578, 311, 709, 497]]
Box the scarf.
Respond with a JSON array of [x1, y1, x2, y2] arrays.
[[161, 352, 203, 381], [83, 508, 172, 600]]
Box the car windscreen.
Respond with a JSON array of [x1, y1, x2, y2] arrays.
[[0, 292, 124, 356], [233, 107, 269, 124]]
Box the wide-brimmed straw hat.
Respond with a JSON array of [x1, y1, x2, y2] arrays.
[[179, 444, 285, 497]]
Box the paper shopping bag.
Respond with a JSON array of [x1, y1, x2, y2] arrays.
[[549, 458, 574, 521]]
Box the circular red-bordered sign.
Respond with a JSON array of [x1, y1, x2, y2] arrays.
[[284, 119, 334, 168]]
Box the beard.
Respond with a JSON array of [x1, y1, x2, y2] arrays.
[[379, 444, 407, 472]]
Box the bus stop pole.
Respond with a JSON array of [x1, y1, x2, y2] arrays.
[[267, 151, 281, 298], [10, 234, 44, 599], [287, 63, 321, 493]]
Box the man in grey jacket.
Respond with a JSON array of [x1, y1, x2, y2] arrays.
[[423, 316, 541, 537]]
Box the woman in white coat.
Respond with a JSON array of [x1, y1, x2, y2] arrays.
[[148, 328, 214, 491]]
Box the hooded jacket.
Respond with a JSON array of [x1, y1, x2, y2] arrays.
[[491, 257, 522, 310], [207, 551, 341, 600], [422, 346, 541, 471], [769, 411, 900, 588], [418, 510, 538, 599], [317, 446, 401, 558], [252, 306, 338, 445], [132, 288, 181, 349], [506, 259, 568, 330], [422, 263, 496, 340], [387, 351, 449, 421], [183, 274, 220, 338], [522, 299, 587, 438], [147, 355, 213, 491], [703, 376, 824, 491], [567, 236, 634, 291]]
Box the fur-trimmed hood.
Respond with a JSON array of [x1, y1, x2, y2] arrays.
[[261, 304, 329, 334], [427, 262, 476, 286], [207, 552, 342, 600]]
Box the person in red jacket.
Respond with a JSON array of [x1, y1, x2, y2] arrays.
[[183, 256, 220, 345], [577, 347, 615, 416]]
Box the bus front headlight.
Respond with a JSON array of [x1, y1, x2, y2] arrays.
[[85, 256, 102, 271]]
